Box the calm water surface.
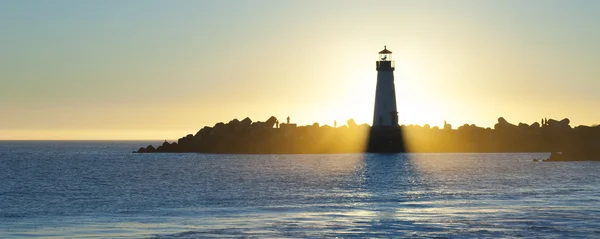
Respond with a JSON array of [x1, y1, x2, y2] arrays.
[[1, 141, 600, 238]]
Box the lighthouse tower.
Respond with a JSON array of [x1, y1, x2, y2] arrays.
[[372, 46, 399, 127]]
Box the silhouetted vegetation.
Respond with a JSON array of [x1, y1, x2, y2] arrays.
[[136, 116, 600, 159]]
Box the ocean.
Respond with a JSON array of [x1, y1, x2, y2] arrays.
[[1, 141, 599, 238]]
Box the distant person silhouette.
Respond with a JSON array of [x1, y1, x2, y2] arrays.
[[287, 116, 290, 124], [334, 120, 337, 128]]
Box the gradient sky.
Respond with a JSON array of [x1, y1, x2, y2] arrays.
[[1, 0, 599, 140]]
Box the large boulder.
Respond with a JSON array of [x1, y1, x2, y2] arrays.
[[347, 119, 358, 129], [195, 126, 212, 138], [178, 134, 194, 145], [498, 117, 508, 125], [214, 122, 226, 129], [145, 145, 156, 153], [518, 123, 530, 130], [240, 117, 252, 126], [161, 141, 170, 148], [547, 118, 571, 130], [458, 123, 471, 131], [228, 118, 240, 126], [235, 117, 253, 132], [494, 117, 517, 130], [546, 119, 560, 126], [266, 116, 278, 128]]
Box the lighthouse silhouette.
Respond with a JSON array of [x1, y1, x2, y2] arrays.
[[367, 46, 405, 153], [372, 46, 399, 127]]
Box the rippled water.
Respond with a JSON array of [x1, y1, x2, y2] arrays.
[[1, 141, 600, 238]]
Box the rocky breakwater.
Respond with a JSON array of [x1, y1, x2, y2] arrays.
[[136, 116, 600, 154], [136, 116, 371, 154], [399, 117, 600, 153]]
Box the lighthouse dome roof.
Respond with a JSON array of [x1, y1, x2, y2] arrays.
[[379, 46, 392, 54]]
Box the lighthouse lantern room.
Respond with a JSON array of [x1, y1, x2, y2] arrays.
[[379, 46, 392, 61]]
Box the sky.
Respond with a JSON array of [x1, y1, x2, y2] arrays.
[[1, 0, 599, 140]]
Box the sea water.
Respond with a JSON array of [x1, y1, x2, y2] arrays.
[[1, 141, 600, 238]]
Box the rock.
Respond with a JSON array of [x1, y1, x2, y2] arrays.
[[214, 122, 226, 129], [195, 126, 212, 138], [347, 119, 358, 129], [547, 118, 571, 130], [498, 117, 508, 125], [494, 117, 517, 130], [228, 118, 240, 126], [145, 145, 156, 153], [547, 119, 560, 126], [266, 116, 278, 128], [136, 147, 146, 153], [518, 123, 530, 130], [240, 117, 252, 126], [458, 124, 470, 131]]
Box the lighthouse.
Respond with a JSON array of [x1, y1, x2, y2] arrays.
[[372, 46, 399, 127], [367, 46, 405, 153]]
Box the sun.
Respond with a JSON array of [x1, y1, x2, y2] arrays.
[[300, 45, 449, 129]]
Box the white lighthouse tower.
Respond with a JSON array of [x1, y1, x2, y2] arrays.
[[372, 46, 399, 127]]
